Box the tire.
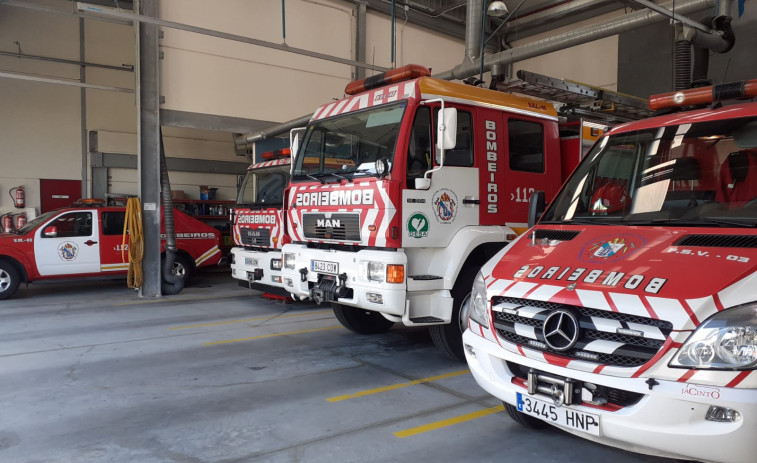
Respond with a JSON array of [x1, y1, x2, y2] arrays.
[[0, 260, 21, 300], [161, 253, 193, 295], [332, 303, 394, 334], [504, 402, 548, 429], [429, 266, 477, 361]]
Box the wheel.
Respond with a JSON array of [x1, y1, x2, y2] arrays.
[[0, 260, 21, 300], [428, 266, 477, 361], [332, 303, 394, 334], [504, 402, 548, 429], [162, 253, 193, 295]]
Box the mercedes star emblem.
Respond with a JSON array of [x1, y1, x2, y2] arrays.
[[542, 310, 580, 351]]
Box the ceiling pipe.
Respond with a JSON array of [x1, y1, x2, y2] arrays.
[[499, 0, 617, 38], [464, 0, 485, 65], [234, 114, 312, 155], [434, 0, 716, 81]]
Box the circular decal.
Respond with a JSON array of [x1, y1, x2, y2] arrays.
[[58, 241, 79, 261], [432, 188, 458, 224], [407, 212, 429, 239], [579, 234, 646, 264]]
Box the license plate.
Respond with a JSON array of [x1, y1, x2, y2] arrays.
[[312, 260, 338, 274], [516, 393, 600, 436], [245, 257, 258, 266]]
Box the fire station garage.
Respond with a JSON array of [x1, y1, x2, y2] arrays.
[[1, 1, 757, 462]]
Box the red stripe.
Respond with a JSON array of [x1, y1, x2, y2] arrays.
[[680, 299, 701, 326], [521, 283, 541, 299], [677, 369, 697, 383], [726, 371, 751, 388], [640, 297, 659, 319], [632, 338, 681, 378], [605, 293, 620, 313], [499, 279, 519, 296], [479, 324, 485, 337], [713, 293, 726, 311], [593, 364, 606, 374], [517, 344, 525, 356], [543, 352, 571, 368]]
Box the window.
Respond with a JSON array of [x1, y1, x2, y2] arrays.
[[443, 110, 474, 167], [102, 212, 126, 236], [407, 107, 432, 187], [509, 119, 544, 173], [43, 212, 92, 238]]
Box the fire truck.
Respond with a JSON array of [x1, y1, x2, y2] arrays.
[[279, 65, 628, 359], [462, 81, 757, 462], [0, 201, 222, 299], [230, 148, 292, 293]]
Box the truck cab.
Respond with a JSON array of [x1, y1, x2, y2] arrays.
[[463, 81, 757, 462], [281, 65, 579, 359], [0, 201, 222, 299], [230, 149, 291, 293]]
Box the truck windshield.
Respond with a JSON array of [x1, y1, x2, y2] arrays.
[[14, 211, 57, 235], [236, 166, 288, 208], [542, 116, 757, 227], [292, 101, 407, 182]]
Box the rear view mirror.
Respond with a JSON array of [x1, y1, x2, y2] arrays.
[[528, 191, 546, 228], [43, 226, 58, 238], [436, 107, 457, 152], [734, 121, 757, 148]]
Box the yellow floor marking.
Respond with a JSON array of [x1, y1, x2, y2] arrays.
[[203, 325, 342, 346], [393, 404, 504, 438], [327, 369, 470, 402], [170, 309, 332, 330], [115, 293, 243, 306]]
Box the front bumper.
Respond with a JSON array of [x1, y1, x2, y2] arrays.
[[281, 244, 407, 316], [463, 329, 757, 463], [230, 247, 285, 289]]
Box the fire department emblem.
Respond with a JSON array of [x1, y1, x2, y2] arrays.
[[407, 212, 429, 238], [580, 234, 646, 264], [58, 242, 79, 261], [432, 189, 458, 224]]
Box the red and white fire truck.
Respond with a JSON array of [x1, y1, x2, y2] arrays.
[[463, 81, 757, 462], [0, 202, 222, 299], [280, 65, 604, 359], [230, 148, 292, 293]]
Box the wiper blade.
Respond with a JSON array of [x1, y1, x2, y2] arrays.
[[621, 217, 757, 228], [540, 218, 615, 225], [695, 217, 757, 228]]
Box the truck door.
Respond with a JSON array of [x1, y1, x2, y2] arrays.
[[99, 210, 129, 273], [34, 210, 101, 276]]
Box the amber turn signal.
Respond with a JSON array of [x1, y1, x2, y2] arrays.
[[387, 264, 404, 284]]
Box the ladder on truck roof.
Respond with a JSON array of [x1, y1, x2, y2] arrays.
[[494, 70, 653, 124]]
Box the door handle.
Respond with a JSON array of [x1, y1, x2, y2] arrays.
[[84, 240, 98, 246]]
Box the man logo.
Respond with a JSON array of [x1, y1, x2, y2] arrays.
[[316, 219, 341, 228]]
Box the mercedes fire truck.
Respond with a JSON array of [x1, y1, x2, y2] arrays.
[[280, 65, 607, 359], [463, 80, 757, 462]]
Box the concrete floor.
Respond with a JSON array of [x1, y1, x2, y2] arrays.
[[0, 270, 661, 463]]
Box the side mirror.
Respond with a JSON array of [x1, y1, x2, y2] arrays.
[[436, 107, 457, 152], [43, 226, 58, 238], [527, 191, 546, 228], [414, 177, 431, 190]]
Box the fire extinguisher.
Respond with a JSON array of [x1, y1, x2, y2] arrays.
[[9, 186, 24, 209], [14, 213, 27, 230], [1, 214, 13, 233]]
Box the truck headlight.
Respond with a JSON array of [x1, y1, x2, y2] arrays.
[[360, 261, 385, 282], [283, 252, 296, 270], [469, 272, 489, 329], [670, 303, 757, 369]]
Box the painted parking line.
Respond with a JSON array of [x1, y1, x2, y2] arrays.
[[203, 325, 342, 346], [393, 404, 504, 438], [327, 369, 470, 402], [115, 293, 244, 306], [169, 309, 332, 330]]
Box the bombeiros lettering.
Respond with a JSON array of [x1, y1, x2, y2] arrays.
[[237, 214, 276, 224], [513, 264, 668, 294], [485, 120, 498, 214], [294, 189, 374, 207]]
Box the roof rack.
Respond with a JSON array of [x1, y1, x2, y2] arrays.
[[495, 70, 653, 124]]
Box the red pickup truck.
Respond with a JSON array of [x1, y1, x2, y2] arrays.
[[0, 204, 222, 299]]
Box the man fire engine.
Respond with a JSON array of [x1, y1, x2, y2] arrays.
[[463, 80, 757, 462], [280, 65, 600, 359], [230, 148, 292, 293], [0, 201, 222, 299]]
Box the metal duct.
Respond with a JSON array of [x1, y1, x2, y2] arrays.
[[465, 0, 484, 64], [434, 0, 716, 81], [500, 0, 617, 39], [234, 114, 312, 156]]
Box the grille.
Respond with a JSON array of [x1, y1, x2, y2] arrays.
[[533, 229, 581, 241], [492, 296, 672, 368], [241, 228, 271, 247], [303, 213, 361, 241], [674, 234, 757, 248]]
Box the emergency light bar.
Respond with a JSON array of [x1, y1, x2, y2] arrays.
[[261, 148, 291, 160], [345, 64, 431, 95], [649, 79, 757, 110]]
